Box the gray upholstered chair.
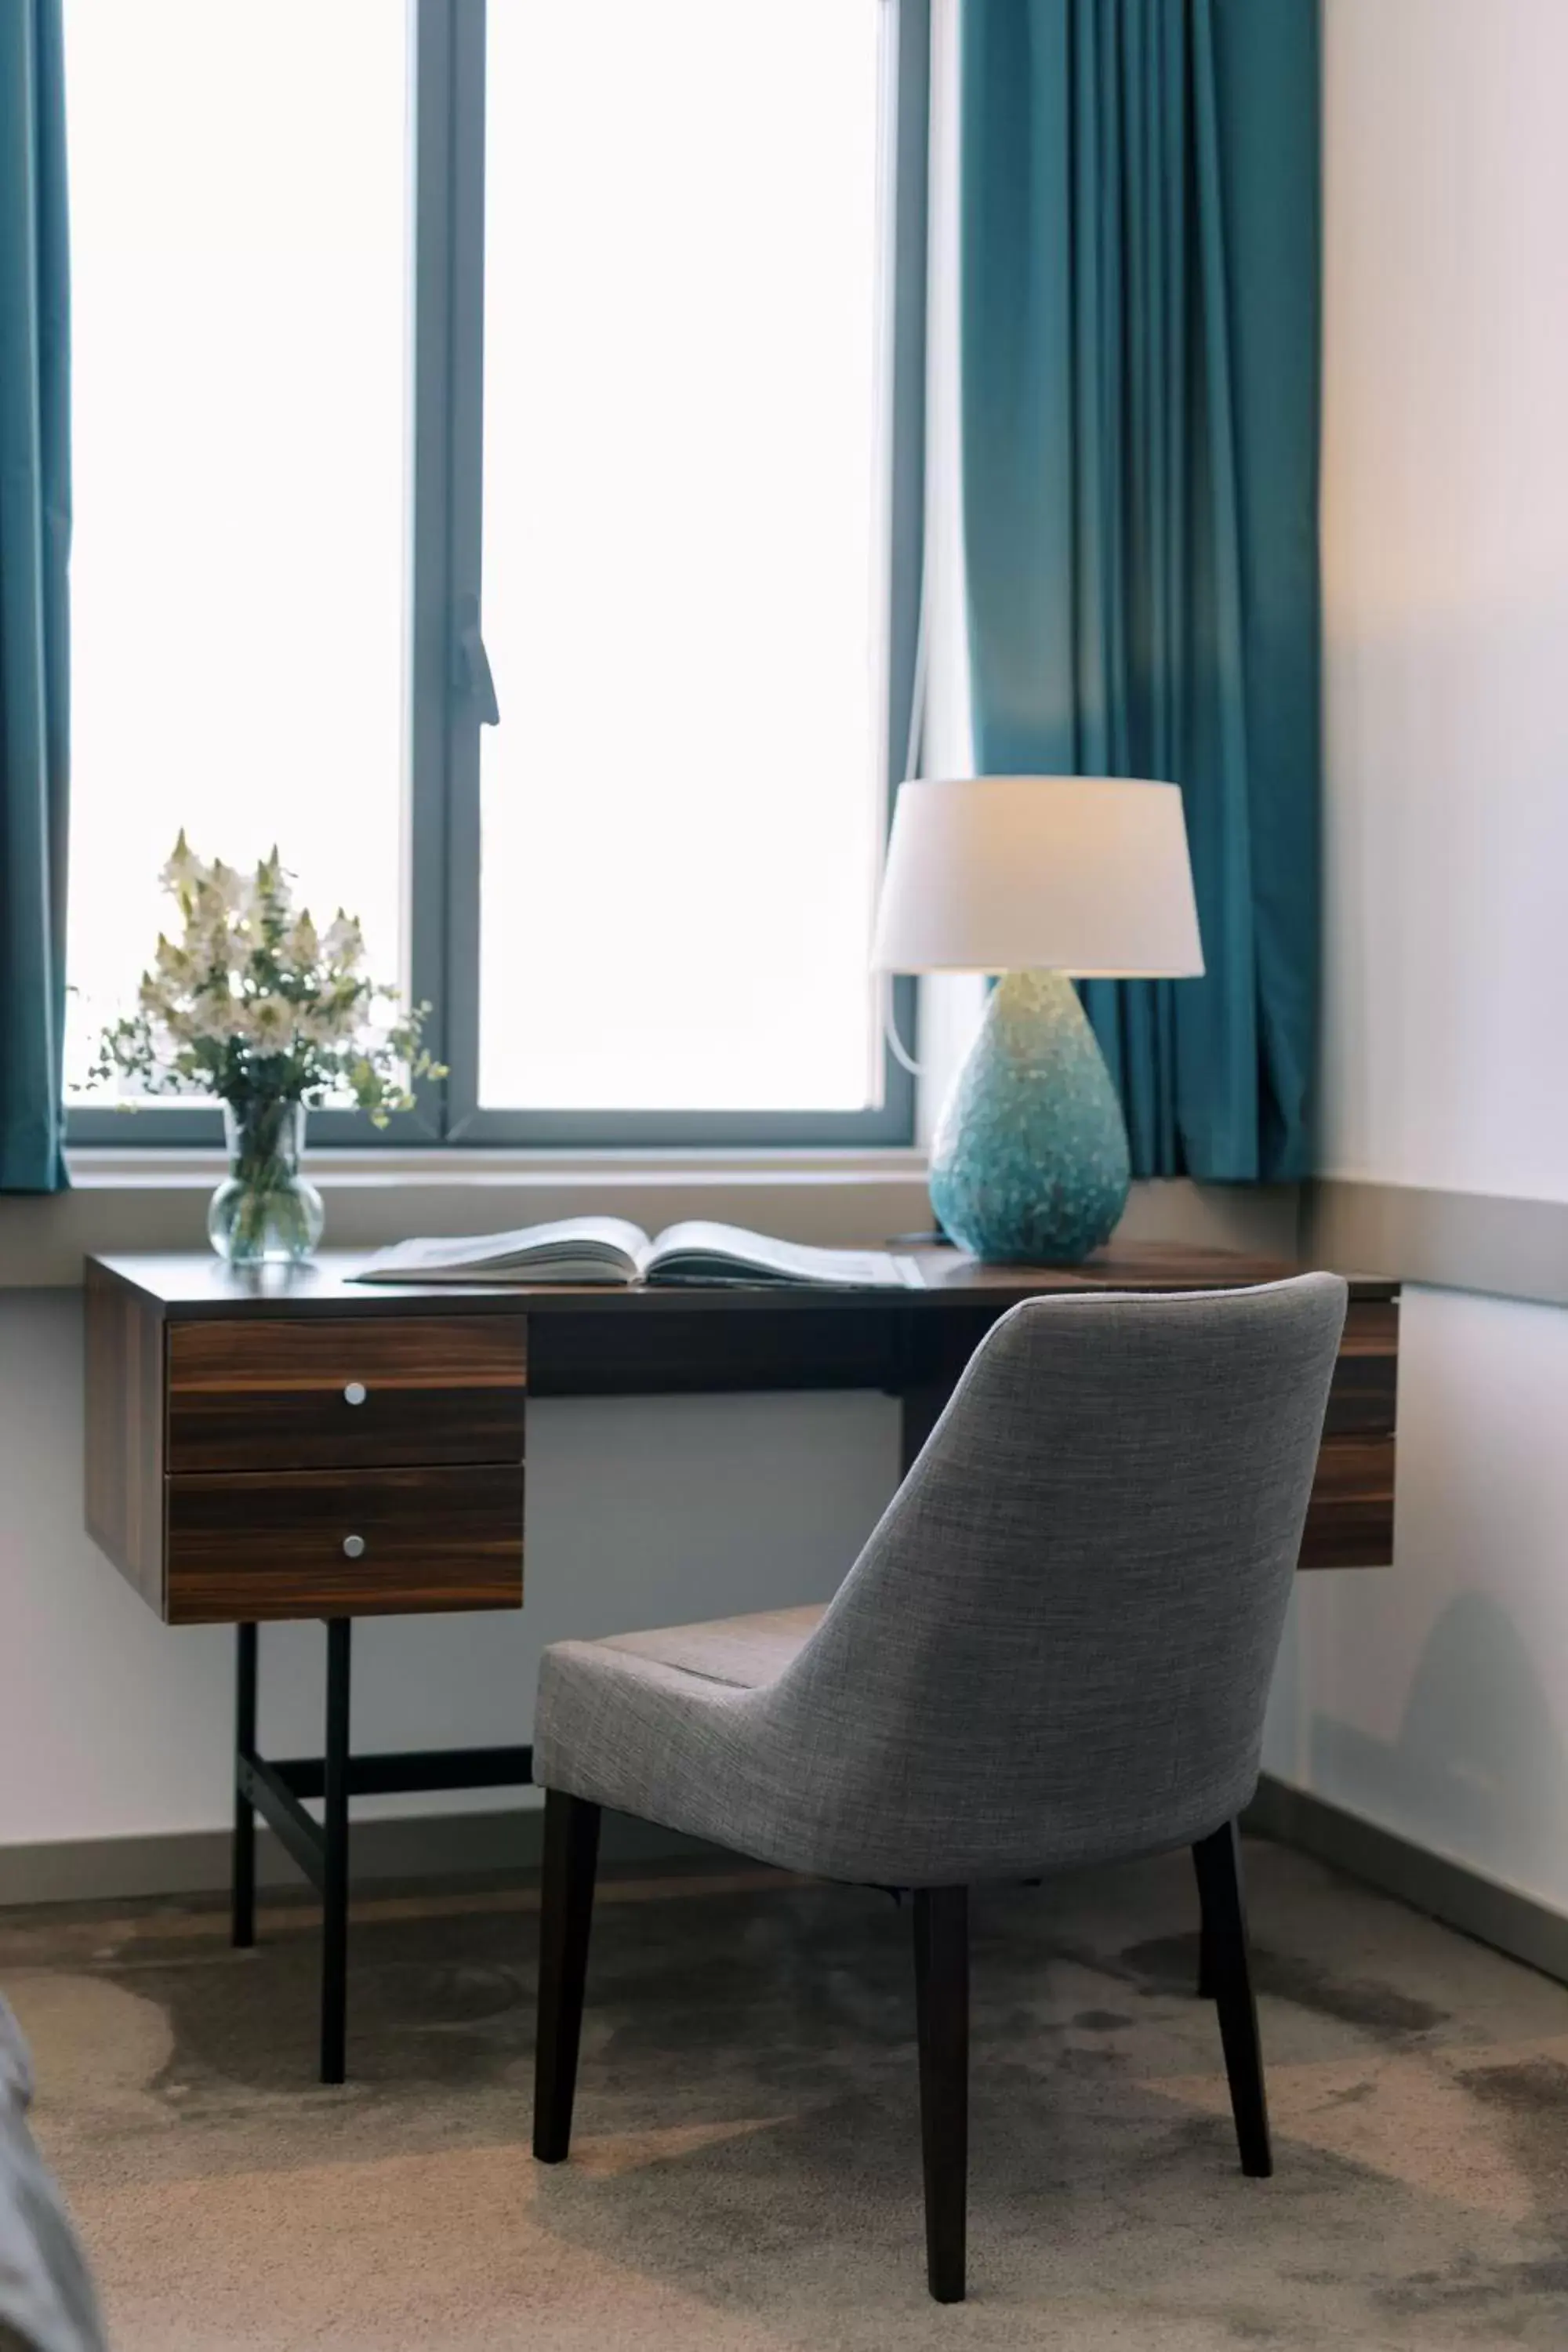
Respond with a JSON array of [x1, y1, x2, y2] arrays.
[[531, 1276, 1348, 2302]]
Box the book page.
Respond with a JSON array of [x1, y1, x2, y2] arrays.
[[352, 1218, 650, 1283], [644, 1221, 920, 1289]]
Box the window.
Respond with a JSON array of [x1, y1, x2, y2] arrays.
[[62, 0, 409, 1120], [64, 0, 927, 1147]]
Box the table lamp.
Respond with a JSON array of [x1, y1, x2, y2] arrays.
[[871, 776, 1203, 1264]]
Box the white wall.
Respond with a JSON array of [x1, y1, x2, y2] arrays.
[[1318, 0, 1568, 1202], [1267, 1286, 1568, 1907], [0, 1288, 898, 1851], [1264, 0, 1568, 1915]]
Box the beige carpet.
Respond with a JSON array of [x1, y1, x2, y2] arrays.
[[5, 1838, 1568, 2349]]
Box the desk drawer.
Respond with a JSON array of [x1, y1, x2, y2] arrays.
[[1301, 1435, 1396, 1570], [1301, 1299, 1399, 1570], [165, 1463, 524, 1623], [167, 1316, 527, 1472], [1322, 1300, 1399, 1437]]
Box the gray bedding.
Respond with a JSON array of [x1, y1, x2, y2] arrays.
[[0, 2000, 104, 2352]]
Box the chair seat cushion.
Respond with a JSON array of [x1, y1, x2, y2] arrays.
[[595, 1605, 826, 1689], [533, 1606, 829, 1870]]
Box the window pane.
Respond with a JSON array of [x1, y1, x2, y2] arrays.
[[479, 0, 887, 1112], [63, 0, 408, 1098]]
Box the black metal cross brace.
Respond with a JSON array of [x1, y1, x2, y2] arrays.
[[230, 1620, 535, 2081]]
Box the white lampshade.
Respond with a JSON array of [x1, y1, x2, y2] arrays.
[[871, 775, 1204, 978]]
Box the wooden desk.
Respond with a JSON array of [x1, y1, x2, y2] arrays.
[[83, 1243, 1399, 2078]]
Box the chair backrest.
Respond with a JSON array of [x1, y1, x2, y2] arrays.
[[761, 1275, 1348, 1886]]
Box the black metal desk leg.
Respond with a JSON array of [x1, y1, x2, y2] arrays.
[[320, 1618, 352, 2085], [231, 1623, 258, 1948]]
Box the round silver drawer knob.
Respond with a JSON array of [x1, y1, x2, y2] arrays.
[[343, 1381, 368, 1407], [342, 1534, 366, 1560]]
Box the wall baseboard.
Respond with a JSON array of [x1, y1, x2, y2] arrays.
[[1246, 1774, 1568, 1987], [0, 1807, 721, 1910], [13, 1776, 1566, 1995]]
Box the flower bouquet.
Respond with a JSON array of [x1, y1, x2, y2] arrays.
[[91, 836, 441, 1264]]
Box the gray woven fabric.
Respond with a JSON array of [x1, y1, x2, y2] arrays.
[[0, 2001, 106, 2352], [534, 1276, 1348, 1887], [596, 1607, 826, 1688]]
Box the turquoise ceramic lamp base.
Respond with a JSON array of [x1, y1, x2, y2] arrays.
[[928, 970, 1131, 1265]]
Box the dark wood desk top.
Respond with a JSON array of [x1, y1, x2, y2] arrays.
[[89, 1243, 1397, 1319], [82, 1240, 1401, 1619]]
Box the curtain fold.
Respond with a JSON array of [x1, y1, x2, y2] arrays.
[[960, 0, 1320, 1180], [0, 0, 70, 1193]]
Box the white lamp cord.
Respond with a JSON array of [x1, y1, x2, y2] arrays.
[[881, 569, 929, 1080], [882, 975, 923, 1079]]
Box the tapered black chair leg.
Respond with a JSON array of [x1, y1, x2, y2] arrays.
[[1192, 1842, 1216, 1998], [534, 1791, 602, 2162], [1191, 1820, 1271, 2176], [913, 1886, 969, 2303]]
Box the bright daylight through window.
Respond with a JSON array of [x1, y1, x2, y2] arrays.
[[63, 0, 408, 1102], [64, 0, 902, 1139], [479, 1, 887, 1113]]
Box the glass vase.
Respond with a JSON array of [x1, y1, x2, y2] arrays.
[[208, 1099, 325, 1266]]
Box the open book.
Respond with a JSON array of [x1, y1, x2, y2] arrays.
[[350, 1218, 923, 1290]]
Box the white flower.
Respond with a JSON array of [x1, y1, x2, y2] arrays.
[[206, 858, 247, 916], [189, 906, 238, 979], [152, 931, 192, 986], [249, 848, 292, 922], [158, 829, 200, 895], [283, 910, 320, 971], [138, 970, 175, 1022], [191, 986, 242, 1045], [292, 999, 347, 1047], [93, 838, 434, 1115], [320, 912, 364, 971], [245, 996, 294, 1051]]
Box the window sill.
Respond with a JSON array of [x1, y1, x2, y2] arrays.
[[1, 1145, 938, 1287]]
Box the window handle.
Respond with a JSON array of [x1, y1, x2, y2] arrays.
[[453, 598, 500, 726]]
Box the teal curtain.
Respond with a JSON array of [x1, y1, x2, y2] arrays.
[[0, 0, 70, 1192], [960, 0, 1320, 1180]]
